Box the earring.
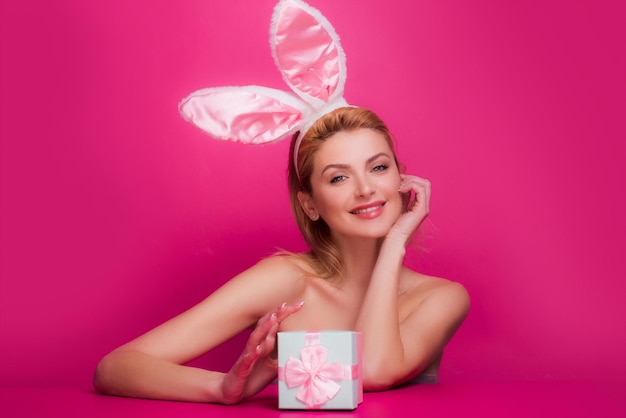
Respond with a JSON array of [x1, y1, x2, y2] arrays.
[[310, 211, 319, 221]]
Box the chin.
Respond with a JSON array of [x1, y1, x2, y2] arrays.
[[357, 223, 395, 240]]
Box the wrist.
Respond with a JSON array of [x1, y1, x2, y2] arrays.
[[381, 235, 408, 256], [205, 372, 230, 404]]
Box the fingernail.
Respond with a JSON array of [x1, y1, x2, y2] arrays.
[[298, 301, 305, 307], [271, 312, 277, 319], [280, 302, 287, 310]]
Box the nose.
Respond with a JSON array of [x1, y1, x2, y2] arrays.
[[354, 174, 375, 198]]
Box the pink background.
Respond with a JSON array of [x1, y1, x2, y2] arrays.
[[1, 0, 624, 388]]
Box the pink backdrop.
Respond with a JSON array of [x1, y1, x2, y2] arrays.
[[1, 0, 624, 387]]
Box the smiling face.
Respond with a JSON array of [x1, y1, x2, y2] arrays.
[[298, 128, 403, 242]]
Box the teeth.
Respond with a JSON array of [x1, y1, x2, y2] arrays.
[[352, 205, 381, 214]]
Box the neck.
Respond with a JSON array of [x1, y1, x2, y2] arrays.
[[335, 236, 382, 287]]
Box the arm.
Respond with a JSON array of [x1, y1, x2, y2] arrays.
[[354, 175, 469, 390], [94, 256, 305, 403], [354, 236, 406, 390]]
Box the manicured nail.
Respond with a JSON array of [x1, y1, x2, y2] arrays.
[[280, 302, 287, 310], [298, 301, 305, 307]]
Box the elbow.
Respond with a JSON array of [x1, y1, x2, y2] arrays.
[[451, 281, 471, 327], [93, 357, 107, 394], [457, 282, 471, 315], [93, 352, 120, 395], [361, 362, 405, 392], [363, 378, 396, 392], [93, 354, 111, 394], [362, 359, 434, 392]]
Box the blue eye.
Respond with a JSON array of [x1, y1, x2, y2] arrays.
[[330, 175, 346, 183], [373, 164, 388, 172]]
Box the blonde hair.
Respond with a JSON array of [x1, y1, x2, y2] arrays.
[[287, 107, 400, 279]]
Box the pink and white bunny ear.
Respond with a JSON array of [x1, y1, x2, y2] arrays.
[[270, 0, 347, 108], [179, 0, 350, 147], [179, 86, 309, 144]]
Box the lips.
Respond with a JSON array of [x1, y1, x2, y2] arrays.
[[350, 201, 386, 215]]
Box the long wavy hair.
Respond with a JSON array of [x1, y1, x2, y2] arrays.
[[287, 107, 400, 280]]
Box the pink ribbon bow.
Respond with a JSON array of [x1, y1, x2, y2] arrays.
[[283, 343, 348, 408]]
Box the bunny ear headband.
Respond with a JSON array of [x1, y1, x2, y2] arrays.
[[178, 0, 350, 178]]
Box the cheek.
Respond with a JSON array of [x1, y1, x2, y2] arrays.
[[314, 193, 345, 217], [385, 185, 404, 215], [392, 194, 405, 217], [382, 177, 402, 199]]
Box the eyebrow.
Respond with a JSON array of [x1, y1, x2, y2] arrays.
[[321, 152, 391, 175]]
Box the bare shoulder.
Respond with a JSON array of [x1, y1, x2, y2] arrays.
[[249, 253, 314, 287], [398, 269, 470, 323], [217, 254, 309, 315]]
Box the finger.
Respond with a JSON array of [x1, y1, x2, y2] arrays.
[[401, 191, 411, 211], [233, 344, 262, 379], [399, 176, 430, 193], [410, 189, 429, 214], [247, 301, 304, 353], [259, 321, 280, 360], [275, 301, 305, 322], [246, 312, 277, 352], [247, 300, 299, 347], [400, 179, 430, 211], [248, 300, 298, 340]]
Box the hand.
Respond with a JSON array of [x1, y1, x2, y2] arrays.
[[219, 302, 303, 404], [387, 174, 431, 246]]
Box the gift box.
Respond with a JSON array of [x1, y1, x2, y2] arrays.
[[277, 330, 363, 410]]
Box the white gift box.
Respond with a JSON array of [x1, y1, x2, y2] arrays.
[[277, 330, 363, 410]]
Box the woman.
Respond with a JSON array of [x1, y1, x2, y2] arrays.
[[93, 107, 470, 404]]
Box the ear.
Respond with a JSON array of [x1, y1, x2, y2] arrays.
[[271, 0, 347, 107], [297, 191, 318, 220], [179, 86, 307, 144]]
